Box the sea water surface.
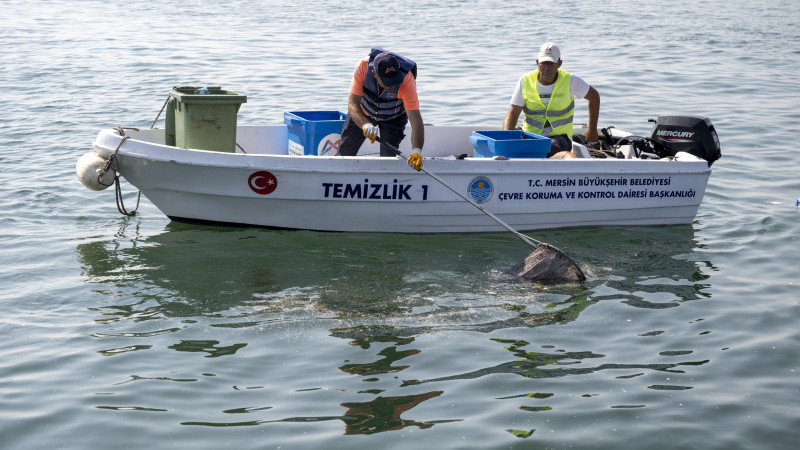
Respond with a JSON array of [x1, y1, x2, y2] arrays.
[[2, 1, 799, 449]]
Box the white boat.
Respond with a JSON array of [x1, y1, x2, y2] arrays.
[[79, 115, 720, 233]]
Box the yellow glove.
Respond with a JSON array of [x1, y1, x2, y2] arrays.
[[407, 150, 422, 171], [362, 123, 379, 143]]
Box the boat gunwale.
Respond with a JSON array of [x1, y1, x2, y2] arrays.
[[94, 127, 712, 177]]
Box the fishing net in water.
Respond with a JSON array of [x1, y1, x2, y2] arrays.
[[503, 243, 586, 282]]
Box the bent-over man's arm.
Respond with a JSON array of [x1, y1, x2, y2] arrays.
[[407, 109, 424, 150]]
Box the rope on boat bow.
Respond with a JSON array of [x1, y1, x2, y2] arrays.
[[113, 173, 140, 217], [151, 96, 171, 129], [97, 127, 141, 216]]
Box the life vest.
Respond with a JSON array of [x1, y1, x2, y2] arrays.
[[521, 69, 574, 137], [361, 48, 417, 122]]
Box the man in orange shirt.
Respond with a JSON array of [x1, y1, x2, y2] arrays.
[[336, 49, 425, 171]]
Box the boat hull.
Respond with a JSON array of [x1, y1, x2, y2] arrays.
[[93, 126, 711, 233]]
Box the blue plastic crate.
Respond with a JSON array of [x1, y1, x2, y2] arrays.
[[284, 111, 347, 156], [469, 130, 551, 158]]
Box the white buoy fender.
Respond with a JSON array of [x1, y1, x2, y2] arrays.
[[76, 151, 115, 191]]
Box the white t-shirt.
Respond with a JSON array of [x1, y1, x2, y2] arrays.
[[510, 73, 591, 106], [510, 73, 590, 136]]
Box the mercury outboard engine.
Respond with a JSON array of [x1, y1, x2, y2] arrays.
[[649, 116, 721, 166]]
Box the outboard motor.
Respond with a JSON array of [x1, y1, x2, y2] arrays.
[[649, 116, 721, 166]]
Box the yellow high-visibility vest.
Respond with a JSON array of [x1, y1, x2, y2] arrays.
[[521, 69, 574, 137]]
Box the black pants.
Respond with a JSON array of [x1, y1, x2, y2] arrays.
[[336, 113, 407, 157]]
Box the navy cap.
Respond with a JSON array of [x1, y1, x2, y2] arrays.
[[373, 52, 403, 87]]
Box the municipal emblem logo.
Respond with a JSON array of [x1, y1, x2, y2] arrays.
[[468, 176, 493, 204]]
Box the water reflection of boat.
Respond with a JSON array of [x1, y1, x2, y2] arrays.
[[78, 222, 713, 435], [77, 221, 710, 327], [76, 221, 530, 318]]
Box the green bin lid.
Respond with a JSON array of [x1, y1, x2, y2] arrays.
[[169, 86, 247, 103]]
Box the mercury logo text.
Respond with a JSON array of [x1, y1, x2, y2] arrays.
[[656, 130, 695, 138]]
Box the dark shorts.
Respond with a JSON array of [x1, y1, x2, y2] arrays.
[[547, 134, 573, 157], [336, 113, 407, 157]]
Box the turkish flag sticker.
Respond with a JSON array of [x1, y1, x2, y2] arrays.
[[248, 171, 278, 195]]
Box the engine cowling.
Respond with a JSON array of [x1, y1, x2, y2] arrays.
[[650, 115, 721, 166]]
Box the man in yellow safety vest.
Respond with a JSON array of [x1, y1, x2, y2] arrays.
[[502, 42, 600, 157]]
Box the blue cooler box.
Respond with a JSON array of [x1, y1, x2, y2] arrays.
[[469, 130, 551, 158], [284, 111, 347, 156]]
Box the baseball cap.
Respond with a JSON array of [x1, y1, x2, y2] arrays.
[[373, 52, 404, 87], [537, 42, 561, 63]]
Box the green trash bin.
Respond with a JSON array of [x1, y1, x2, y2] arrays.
[[164, 86, 247, 153]]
